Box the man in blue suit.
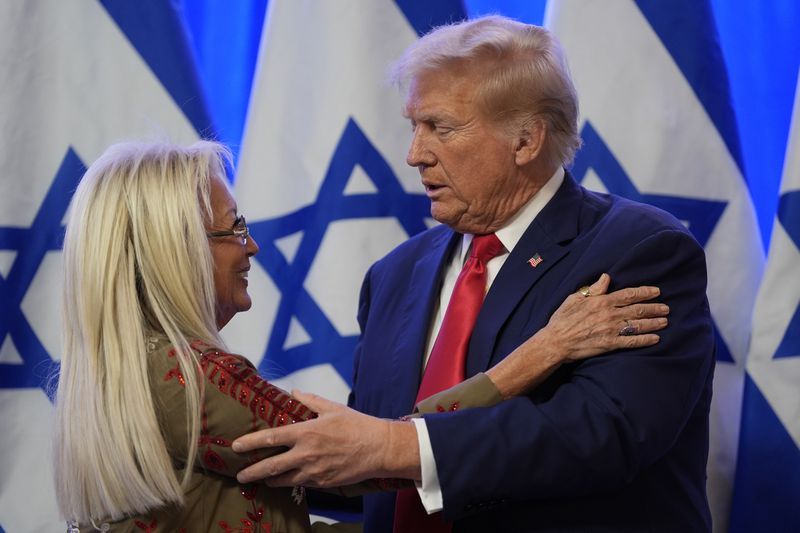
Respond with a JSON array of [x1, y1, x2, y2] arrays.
[[235, 16, 714, 533]]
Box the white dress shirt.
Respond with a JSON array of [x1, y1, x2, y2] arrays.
[[411, 167, 565, 513]]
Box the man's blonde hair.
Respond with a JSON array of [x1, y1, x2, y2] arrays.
[[390, 15, 581, 168], [54, 140, 230, 523]]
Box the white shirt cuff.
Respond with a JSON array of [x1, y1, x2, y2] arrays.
[[411, 417, 444, 513]]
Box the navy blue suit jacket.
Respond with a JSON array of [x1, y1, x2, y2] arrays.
[[349, 174, 715, 532]]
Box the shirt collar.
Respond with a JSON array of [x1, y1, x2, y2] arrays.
[[460, 166, 565, 261]]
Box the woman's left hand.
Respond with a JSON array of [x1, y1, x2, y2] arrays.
[[486, 273, 668, 399], [538, 273, 668, 364]]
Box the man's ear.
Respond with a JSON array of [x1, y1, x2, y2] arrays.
[[514, 120, 546, 166]]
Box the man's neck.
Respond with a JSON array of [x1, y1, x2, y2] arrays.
[[461, 166, 565, 259]]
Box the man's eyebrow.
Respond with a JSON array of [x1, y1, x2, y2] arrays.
[[406, 110, 457, 124]]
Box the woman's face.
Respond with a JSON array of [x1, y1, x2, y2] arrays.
[[207, 175, 259, 329]]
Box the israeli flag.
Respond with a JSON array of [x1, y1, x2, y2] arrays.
[[730, 69, 800, 531], [0, 1, 208, 530], [228, 1, 466, 404], [545, 1, 763, 530]]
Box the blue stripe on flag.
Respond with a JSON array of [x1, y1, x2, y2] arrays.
[[730, 374, 800, 532], [635, 0, 745, 174], [778, 190, 800, 249], [99, 0, 216, 137], [774, 306, 800, 359], [395, 0, 467, 36], [464, 0, 546, 25], [773, 190, 800, 358]]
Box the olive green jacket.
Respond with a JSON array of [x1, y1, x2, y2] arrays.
[[70, 339, 501, 533]]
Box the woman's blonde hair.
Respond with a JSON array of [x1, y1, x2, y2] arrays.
[[54, 140, 231, 523]]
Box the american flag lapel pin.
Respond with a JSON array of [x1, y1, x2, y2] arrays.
[[527, 253, 543, 268]]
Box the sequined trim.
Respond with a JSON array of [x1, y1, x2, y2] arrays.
[[198, 407, 232, 472], [196, 346, 316, 426], [149, 340, 309, 532], [134, 519, 158, 532], [435, 401, 460, 412], [217, 484, 273, 532]]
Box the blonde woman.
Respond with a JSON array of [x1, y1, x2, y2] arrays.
[[54, 141, 667, 532]]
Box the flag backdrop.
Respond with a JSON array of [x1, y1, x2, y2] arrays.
[[730, 68, 800, 531], [0, 1, 209, 530], [1, 1, 799, 531]]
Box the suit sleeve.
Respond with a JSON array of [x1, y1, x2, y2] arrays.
[[423, 228, 715, 519], [347, 264, 373, 410]]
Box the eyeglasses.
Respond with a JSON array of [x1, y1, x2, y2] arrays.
[[207, 215, 249, 245]]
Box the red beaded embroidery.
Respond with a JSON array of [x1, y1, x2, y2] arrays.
[[198, 348, 316, 426], [217, 485, 274, 533], [435, 401, 461, 412], [160, 340, 316, 428], [198, 409, 232, 472], [163, 348, 186, 386], [155, 340, 310, 533], [134, 519, 158, 532]]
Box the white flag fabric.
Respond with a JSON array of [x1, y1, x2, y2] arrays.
[[545, 1, 763, 530], [229, 0, 465, 404], [731, 69, 800, 531], [0, 1, 207, 530]]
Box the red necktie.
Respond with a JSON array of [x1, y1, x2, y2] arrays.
[[393, 233, 505, 533]]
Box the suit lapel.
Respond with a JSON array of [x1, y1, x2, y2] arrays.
[[391, 228, 460, 413], [468, 173, 586, 374]]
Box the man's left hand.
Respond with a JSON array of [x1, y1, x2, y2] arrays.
[[232, 391, 421, 487]]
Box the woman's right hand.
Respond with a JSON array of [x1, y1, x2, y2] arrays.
[[486, 273, 669, 399]]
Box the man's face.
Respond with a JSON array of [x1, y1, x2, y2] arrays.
[[404, 66, 536, 234]]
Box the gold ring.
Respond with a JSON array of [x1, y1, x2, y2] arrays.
[[579, 286, 591, 297]]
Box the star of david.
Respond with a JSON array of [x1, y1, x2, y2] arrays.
[[572, 122, 733, 362], [0, 148, 86, 394], [773, 190, 800, 359], [247, 118, 430, 384]]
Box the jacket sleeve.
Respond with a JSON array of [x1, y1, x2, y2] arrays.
[[152, 343, 317, 478], [423, 228, 715, 519], [413, 373, 503, 415]]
